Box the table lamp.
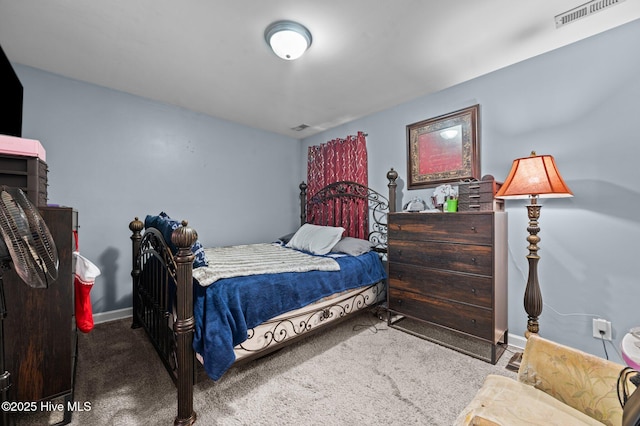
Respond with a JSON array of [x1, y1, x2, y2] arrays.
[[495, 151, 573, 369]]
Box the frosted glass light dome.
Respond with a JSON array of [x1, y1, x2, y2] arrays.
[[265, 21, 312, 60]]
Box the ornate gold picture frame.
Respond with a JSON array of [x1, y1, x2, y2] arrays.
[[407, 105, 480, 189]]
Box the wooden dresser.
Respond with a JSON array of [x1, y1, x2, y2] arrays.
[[387, 211, 507, 364], [3, 206, 78, 424]]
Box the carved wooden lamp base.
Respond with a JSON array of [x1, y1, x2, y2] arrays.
[[506, 199, 543, 372]]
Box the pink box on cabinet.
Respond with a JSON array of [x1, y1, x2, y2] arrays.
[[0, 134, 46, 161]]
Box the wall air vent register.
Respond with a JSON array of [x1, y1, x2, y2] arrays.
[[555, 0, 626, 28]]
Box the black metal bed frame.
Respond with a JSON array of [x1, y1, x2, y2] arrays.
[[128, 168, 398, 426]]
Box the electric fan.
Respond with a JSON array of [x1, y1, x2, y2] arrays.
[[0, 186, 58, 287], [0, 186, 59, 426]]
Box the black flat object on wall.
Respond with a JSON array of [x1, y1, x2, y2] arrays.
[[0, 44, 23, 137]]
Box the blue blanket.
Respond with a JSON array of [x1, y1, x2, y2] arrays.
[[192, 250, 386, 380]]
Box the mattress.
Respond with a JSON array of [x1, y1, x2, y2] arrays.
[[192, 249, 387, 380]]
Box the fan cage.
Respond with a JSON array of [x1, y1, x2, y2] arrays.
[[0, 187, 58, 288]]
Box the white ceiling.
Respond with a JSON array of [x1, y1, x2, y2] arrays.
[[1, 1, 639, 139]]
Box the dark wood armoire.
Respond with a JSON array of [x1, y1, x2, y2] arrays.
[[3, 206, 78, 424]]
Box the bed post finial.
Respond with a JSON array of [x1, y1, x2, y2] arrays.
[[387, 168, 398, 213], [129, 217, 144, 329], [299, 182, 308, 226], [171, 220, 197, 426], [172, 220, 198, 249], [129, 216, 144, 233]]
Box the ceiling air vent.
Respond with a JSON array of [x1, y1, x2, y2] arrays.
[[555, 0, 626, 28], [291, 124, 310, 132]]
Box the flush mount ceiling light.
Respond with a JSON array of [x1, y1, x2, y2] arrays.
[[264, 20, 312, 60]]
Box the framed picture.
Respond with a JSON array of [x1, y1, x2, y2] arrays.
[[406, 105, 480, 189]]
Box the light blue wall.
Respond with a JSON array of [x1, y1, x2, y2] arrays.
[[15, 65, 302, 314], [12, 18, 640, 361], [301, 19, 640, 360]]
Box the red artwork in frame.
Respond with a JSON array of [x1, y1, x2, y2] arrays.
[[406, 105, 480, 189]]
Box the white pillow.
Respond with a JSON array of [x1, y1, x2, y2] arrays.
[[331, 237, 374, 256], [286, 224, 345, 255]]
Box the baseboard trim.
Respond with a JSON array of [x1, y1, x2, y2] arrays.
[[91, 308, 530, 351], [507, 333, 526, 351], [93, 308, 133, 325]]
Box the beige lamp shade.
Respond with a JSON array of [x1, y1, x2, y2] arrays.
[[495, 152, 573, 199]]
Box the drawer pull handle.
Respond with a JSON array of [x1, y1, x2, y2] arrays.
[[470, 226, 476, 232], [471, 319, 476, 324], [396, 274, 403, 281], [471, 257, 477, 263], [471, 288, 476, 294], [397, 250, 402, 257]]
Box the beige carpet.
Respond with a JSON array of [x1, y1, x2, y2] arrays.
[[15, 312, 517, 425]]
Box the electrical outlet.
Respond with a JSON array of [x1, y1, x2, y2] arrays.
[[592, 318, 612, 341]]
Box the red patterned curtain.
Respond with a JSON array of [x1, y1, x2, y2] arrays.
[[306, 131, 368, 238]]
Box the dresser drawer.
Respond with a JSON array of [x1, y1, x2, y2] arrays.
[[388, 212, 494, 245], [388, 263, 493, 308], [463, 191, 494, 203], [458, 180, 501, 197], [458, 200, 504, 212], [388, 239, 493, 276], [388, 288, 494, 340]]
